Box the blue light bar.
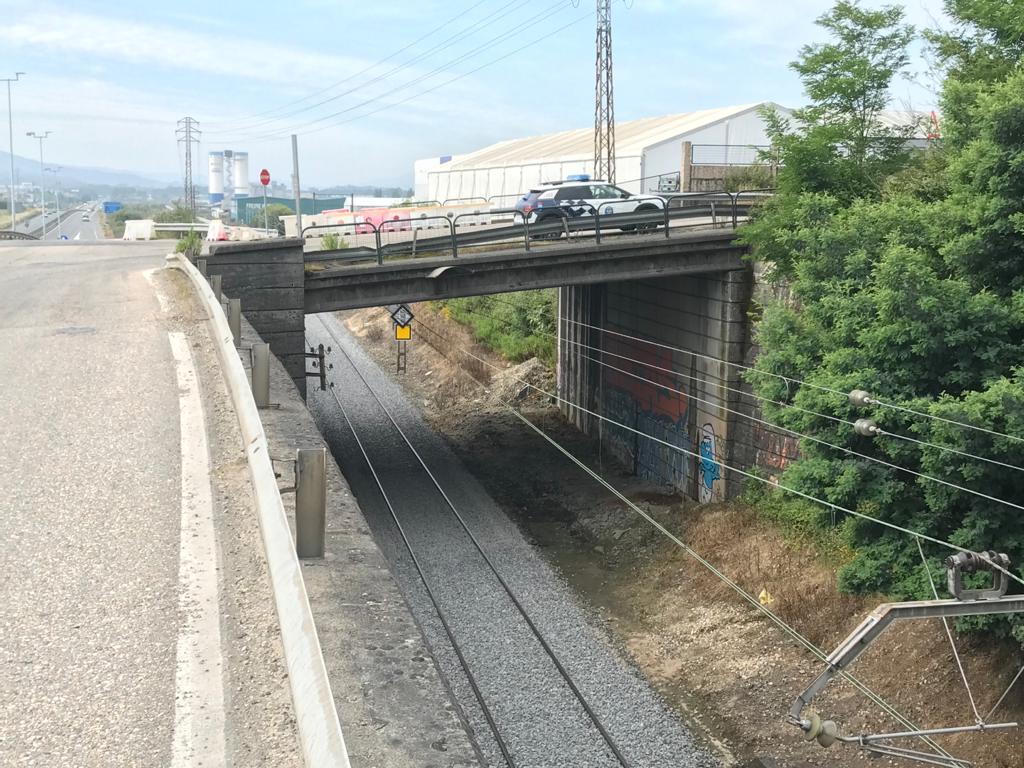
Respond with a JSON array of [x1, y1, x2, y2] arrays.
[[566, 174, 591, 182]]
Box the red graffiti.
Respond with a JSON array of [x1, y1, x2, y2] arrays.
[[601, 333, 688, 424]]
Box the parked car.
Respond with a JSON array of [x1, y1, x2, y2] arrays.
[[514, 175, 665, 236]]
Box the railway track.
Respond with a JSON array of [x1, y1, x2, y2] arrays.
[[306, 313, 717, 768]]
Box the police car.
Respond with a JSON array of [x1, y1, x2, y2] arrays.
[[514, 175, 665, 235]]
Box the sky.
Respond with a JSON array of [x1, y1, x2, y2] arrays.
[[0, 0, 948, 188]]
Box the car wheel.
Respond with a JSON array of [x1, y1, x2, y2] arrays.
[[533, 213, 564, 240], [634, 204, 660, 234]]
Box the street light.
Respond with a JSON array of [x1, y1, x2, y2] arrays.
[[26, 130, 51, 237], [45, 166, 62, 238], [2, 72, 24, 230]]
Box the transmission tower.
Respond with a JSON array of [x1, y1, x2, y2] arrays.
[[175, 116, 201, 220], [594, 0, 615, 183]]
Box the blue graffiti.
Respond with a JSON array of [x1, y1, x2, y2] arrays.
[[699, 435, 721, 491]]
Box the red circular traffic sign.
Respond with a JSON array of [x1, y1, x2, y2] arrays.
[[259, 168, 270, 186]]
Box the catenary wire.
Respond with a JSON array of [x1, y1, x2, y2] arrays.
[[208, 0, 539, 136], [457, 303, 1024, 513], [412, 316, 1024, 592], [552, 312, 1024, 472], [316, 315, 632, 767], [207, 0, 500, 128], [319, 349, 518, 767], [408, 314, 956, 762], [986, 665, 1024, 722], [557, 313, 1024, 450], [915, 538, 983, 725]]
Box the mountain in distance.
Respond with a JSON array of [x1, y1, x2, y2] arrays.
[[0, 150, 174, 189]]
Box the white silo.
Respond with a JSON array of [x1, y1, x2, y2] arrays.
[[233, 151, 249, 198], [208, 152, 224, 204]]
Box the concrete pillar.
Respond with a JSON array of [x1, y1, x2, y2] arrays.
[[681, 141, 693, 193], [228, 298, 241, 347], [295, 448, 326, 558], [252, 342, 270, 408]]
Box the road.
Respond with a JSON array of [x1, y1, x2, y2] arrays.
[[42, 206, 103, 241], [0, 241, 300, 767]]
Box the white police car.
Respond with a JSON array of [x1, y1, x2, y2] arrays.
[[514, 175, 665, 235]]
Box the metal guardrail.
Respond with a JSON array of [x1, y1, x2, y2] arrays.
[[302, 190, 772, 266], [0, 230, 39, 241]]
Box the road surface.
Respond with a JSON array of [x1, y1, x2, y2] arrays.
[[43, 206, 102, 241], [0, 241, 300, 767]]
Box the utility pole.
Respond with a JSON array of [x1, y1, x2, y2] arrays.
[[594, 0, 615, 184], [175, 117, 201, 221], [3, 72, 24, 230], [45, 166, 62, 238], [26, 130, 51, 237], [291, 134, 303, 235]]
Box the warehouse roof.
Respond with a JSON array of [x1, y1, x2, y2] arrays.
[[445, 103, 785, 170]]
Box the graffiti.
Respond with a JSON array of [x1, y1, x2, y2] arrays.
[[698, 423, 721, 503]]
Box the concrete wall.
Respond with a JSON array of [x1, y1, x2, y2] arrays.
[[559, 268, 770, 501], [206, 237, 307, 397]]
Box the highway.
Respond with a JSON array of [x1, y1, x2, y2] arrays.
[[42, 205, 103, 241]]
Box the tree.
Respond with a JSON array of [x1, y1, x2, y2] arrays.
[[741, 1, 1024, 643], [263, 203, 294, 234]]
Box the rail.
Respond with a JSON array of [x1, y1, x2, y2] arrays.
[[301, 189, 771, 266]]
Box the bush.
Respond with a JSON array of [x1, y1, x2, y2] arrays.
[[175, 229, 202, 257], [723, 164, 776, 192], [433, 290, 556, 365]]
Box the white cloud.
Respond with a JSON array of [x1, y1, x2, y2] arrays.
[[0, 8, 374, 85]]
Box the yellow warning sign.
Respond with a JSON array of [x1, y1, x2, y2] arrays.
[[395, 324, 411, 340]]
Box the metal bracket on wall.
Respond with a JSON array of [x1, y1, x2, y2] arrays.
[[304, 344, 331, 391]]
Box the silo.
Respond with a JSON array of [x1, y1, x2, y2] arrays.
[[208, 152, 224, 204], [233, 151, 249, 198]]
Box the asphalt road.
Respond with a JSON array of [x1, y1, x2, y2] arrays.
[[0, 242, 301, 766], [307, 313, 718, 768], [42, 206, 102, 241]]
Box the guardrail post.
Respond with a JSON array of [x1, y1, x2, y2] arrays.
[[252, 342, 270, 408], [197, 257, 207, 276], [228, 298, 242, 347], [211, 274, 222, 303], [295, 447, 326, 558]]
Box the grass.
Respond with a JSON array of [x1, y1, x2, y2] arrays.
[[1, 207, 41, 230], [432, 289, 557, 365]]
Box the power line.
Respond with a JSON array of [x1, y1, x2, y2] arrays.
[[455, 302, 1024, 512], [175, 117, 200, 219], [210, 10, 593, 145], [594, 0, 615, 183], [410, 314, 956, 763], [413, 315, 1024, 593], [208, 0, 499, 129], [206, 0, 528, 136]]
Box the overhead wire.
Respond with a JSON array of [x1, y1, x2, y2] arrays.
[[207, 0, 500, 128], [407, 313, 957, 762], [318, 337, 518, 767], [207, 0, 535, 136], [456, 302, 1024, 513], [411, 314, 1024, 593], [218, 10, 594, 144], [316, 315, 632, 767], [552, 313, 1024, 472]]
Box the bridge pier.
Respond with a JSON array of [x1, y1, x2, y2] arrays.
[[206, 238, 307, 397], [557, 268, 755, 502]]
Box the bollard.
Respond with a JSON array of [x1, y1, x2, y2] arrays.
[[197, 257, 207, 276], [228, 298, 241, 347], [295, 448, 326, 558], [211, 274, 222, 303], [252, 342, 270, 408]]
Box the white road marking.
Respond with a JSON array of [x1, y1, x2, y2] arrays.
[[169, 331, 226, 768], [144, 269, 173, 314]]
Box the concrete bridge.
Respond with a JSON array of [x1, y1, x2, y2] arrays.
[[205, 228, 772, 504]]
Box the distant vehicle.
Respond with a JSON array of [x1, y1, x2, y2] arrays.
[[514, 175, 665, 236], [81, 214, 90, 222]]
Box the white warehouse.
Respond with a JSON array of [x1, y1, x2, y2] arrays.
[[415, 102, 792, 205]]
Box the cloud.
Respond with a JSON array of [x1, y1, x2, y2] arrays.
[[0, 8, 374, 85]]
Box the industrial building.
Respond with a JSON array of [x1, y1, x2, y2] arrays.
[[414, 103, 792, 204], [208, 150, 250, 216]]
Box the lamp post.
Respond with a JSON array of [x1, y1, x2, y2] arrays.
[[2, 72, 24, 230], [26, 130, 51, 237], [45, 166, 62, 238]]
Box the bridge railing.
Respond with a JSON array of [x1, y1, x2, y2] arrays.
[[302, 189, 772, 266]]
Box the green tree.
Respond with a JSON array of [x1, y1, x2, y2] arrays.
[[263, 203, 294, 234], [742, 1, 1024, 643]]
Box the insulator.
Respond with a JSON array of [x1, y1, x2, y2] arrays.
[[849, 389, 873, 407], [854, 418, 879, 437]]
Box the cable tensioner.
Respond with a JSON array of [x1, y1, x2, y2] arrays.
[[788, 550, 1023, 767]]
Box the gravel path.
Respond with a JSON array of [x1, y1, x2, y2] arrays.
[[306, 313, 718, 768]]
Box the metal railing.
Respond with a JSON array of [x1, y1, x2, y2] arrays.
[[302, 190, 772, 266]]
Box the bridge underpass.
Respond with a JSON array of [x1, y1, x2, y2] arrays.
[[204, 227, 767, 502]]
